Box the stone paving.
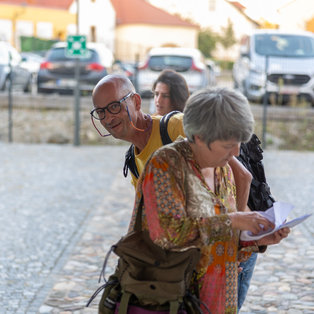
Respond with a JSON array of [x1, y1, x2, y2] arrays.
[[1, 143, 314, 313]]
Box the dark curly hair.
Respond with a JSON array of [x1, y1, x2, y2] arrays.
[[152, 69, 190, 112]]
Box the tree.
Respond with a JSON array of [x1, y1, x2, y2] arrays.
[[198, 28, 218, 58], [219, 19, 236, 50]]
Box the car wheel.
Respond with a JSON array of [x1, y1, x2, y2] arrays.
[[37, 87, 52, 94], [23, 76, 32, 93], [1, 77, 11, 91]]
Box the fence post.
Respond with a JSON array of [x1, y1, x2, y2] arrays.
[[74, 57, 80, 146], [8, 52, 13, 143], [262, 55, 269, 149], [134, 53, 139, 92]]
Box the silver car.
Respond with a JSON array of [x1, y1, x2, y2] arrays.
[[232, 30, 314, 105], [137, 47, 212, 98], [0, 41, 32, 92]]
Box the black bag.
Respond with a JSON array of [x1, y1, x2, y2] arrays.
[[237, 134, 275, 212], [87, 197, 204, 314], [123, 111, 180, 179]]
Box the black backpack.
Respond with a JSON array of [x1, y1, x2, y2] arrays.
[[123, 111, 180, 179], [236, 134, 275, 212]]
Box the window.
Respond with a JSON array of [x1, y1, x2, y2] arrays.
[[209, 0, 216, 11], [255, 34, 314, 57]]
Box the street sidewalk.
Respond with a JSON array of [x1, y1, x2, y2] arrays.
[[1, 143, 313, 313], [39, 150, 314, 314]]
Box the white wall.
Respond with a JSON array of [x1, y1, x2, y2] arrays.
[[36, 22, 53, 39], [115, 25, 198, 62], [0, 20, 12, 42], [70, 0, 115, 51]]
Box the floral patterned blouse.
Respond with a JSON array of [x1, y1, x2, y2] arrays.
[[129, 137, 257, 313]]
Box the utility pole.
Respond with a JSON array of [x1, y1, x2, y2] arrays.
[[73, 0, 80, 146], [8, 52, 13, 142]]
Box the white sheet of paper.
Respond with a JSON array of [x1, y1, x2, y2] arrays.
[[240, 202, 312, 241]]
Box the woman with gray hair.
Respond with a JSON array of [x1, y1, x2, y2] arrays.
[[129, 87, 290, 313]]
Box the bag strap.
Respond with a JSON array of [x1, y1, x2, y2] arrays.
[[118, 198, 143, 314], [159, 110, 181, 145], [134, 196, 144, 232], [118, 292, 132, 314], [123, 144, 139, 178], [123, 111, 180, 179], [169, 300, 181, 314]]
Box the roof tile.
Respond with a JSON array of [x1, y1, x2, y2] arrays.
[[1, 0, 73, 10], [111, 0, 197, 28]]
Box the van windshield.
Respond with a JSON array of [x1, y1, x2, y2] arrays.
[[254, 34, 314, 57]]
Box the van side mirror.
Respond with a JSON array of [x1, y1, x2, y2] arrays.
[[241, 52, 249, 58], [240, 46, 250, 59]]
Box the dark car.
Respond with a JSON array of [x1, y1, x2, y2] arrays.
[[37, 42, 113, 94], [0, 41, 32, 92]]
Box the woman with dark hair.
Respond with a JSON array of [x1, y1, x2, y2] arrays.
[[152, 69, 189, 115]]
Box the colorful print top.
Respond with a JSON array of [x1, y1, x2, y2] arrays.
[[129, 137, 257, 313]]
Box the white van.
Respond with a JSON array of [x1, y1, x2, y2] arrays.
[[232, 29, 314, 105]]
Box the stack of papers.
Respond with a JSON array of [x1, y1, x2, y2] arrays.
[[240, 202, 312, 241]]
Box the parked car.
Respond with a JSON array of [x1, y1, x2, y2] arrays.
[[205, 59, 220, 86], [37, 42, 113, 94], [111, 60, 136, 84], [137, 47, 212, 98], [0, 41, 32, 92], [232, 29, 314, 105], [21, 52, 44, 76]]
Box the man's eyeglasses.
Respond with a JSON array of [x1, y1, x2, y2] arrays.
[[90, 92, 133, 120]]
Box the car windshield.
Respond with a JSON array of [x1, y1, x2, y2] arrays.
[[255, 34, 314, 57], [148, 55, 192, 71], [47, 47, 99, 62]]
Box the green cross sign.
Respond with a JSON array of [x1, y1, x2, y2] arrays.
[[66, 35, 87, 57]]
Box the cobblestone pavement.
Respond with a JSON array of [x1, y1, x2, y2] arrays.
[[1, 143, 313, 313]]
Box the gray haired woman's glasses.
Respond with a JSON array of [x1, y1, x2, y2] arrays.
[[90, 92, 133, 120]]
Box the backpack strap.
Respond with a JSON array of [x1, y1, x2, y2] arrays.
[[118, 292, 132, 314], [169, 300, 181, 314], [123, 144, 139, 179], [123, 111, 181, 178], [159, 110, 181, 145]]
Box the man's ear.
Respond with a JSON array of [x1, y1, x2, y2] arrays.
[[133, 93, 142, 110]]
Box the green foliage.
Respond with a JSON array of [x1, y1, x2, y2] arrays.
[[219, 19, 236, 50], [198, 28, 219, 58], [198, 20, 236, 60], [217, 60, 234, 70], [20, 36, 58, 53]]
